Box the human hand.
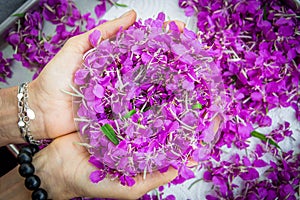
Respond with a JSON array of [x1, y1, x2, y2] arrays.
[[28, 10, 137, 140], [32, 133, 178, 200]]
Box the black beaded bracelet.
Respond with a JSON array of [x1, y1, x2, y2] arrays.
[[17, 144, 48, 200]]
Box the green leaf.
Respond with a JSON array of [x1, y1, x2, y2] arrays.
[[230, 75, 237, 85], [100, 124, 119, 145], [12, 13, 25, 18], [114, 2, 128, 7], [123, 109, 136, 119], [251, 131, 280, 149], [192, 103, 203, 110], [143, 107, 151, 112], [263, 5, 267, 20]]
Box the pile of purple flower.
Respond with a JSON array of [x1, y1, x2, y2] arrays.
[[0, 52, 12, 83], [74, 13, 226, 186], [177, 0, 300, 199], [2, 0, 108, 81]]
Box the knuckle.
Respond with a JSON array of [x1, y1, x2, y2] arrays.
[[65, 37, 77, 46], [99, 28, 108, 40]]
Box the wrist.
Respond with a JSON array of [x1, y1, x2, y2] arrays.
[[27, 81, 47, 140], [0, 83, 48, 146], [0, 86, 24, 146], [0, 167, 31, 200], [29, 76, 77, 139], [32, 145, 76, 199]]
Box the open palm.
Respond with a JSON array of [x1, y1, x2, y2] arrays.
[[30, 11, 137, 139], [34, 133, 177, 199]]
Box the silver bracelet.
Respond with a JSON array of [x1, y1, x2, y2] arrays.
[[17, 82, 41, 145]]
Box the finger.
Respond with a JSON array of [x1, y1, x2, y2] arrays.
[[133, 167, 178, 196], [81, 167, 178, 200], [187, 158, 198, 167], [213, 115, 222, 133], [64, 10, 137, 53], [163, 20, 186, 32], [105, 167, 178, 200]]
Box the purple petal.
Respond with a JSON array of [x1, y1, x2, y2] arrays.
[[237, 123, 252, 139], [182, 79, 195, 91], [156, 12, 165, 21], [203, 171, 212, 181], [242, 156, 251, 167], [74, 69, 89, 85], [251, 91, 263, 101], [89, 156, 104, 168], [125, 176, 136, 187], [185, 6, 195, 16], [278, 25, 294, 37], [7, 33, 20, 46], [179, 165, 195, 179], [240, 168, 259, 180], [89, 170, 106, 183], [253, 159, 268, 167], [93, 84, 105, 98], [89, 30, 102, 47], [120, 175, 136, 186], [94, 2, 106, 18]]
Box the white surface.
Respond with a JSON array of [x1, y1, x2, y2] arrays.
[[103, 0, 187, 22]]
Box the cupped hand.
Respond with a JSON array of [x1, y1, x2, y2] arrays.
[[29, 10, 137, 140], [33, 133, 178, 200]]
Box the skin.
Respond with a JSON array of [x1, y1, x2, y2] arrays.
[[0, 10, 184, 199], [29, 10, 139, 140], [33, 133, 178, 200], [0, 132, 178, 200], [0, 10, 139, 145]]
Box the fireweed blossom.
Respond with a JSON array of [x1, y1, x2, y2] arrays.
[[0, 52, 12, 83], [2, 0, 108, 82], [179, 0, 299, 121], [73, 13, 227, 186], [176, 0, 300, 199]]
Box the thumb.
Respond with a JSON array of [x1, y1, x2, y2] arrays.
[[64, 10, 137, 54], [134, 167, 178, 195]]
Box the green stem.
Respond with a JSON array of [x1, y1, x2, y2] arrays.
[[251, 130, 281, 149]]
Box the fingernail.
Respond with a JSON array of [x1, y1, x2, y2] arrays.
[[120, 10, 133, 18]]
